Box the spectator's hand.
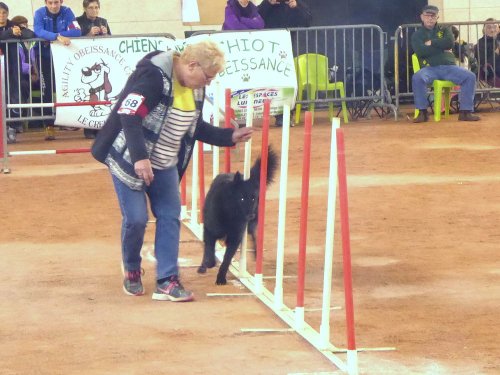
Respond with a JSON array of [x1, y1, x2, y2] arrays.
[[100, 26, 108, 35], [134, 159, 154, 186], [88, 26, 101, 36], [286, 0, 297, 8], [31, 71, 39, 83], [268, 0, 280, 4], [232, 127, 254, 144], [424, 40, 432, 46], [12, 25, 22, 37], [56, 34, 71, 46]]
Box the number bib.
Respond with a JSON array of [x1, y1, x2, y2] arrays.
[[117, 93, 145, 115]]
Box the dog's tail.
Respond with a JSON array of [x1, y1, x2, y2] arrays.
[[249, 145, 278, 186]]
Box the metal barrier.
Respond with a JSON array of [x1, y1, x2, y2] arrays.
[[393, 21, 500, 116], [288, 25, 397, 120], [188, 26, 396, 121]]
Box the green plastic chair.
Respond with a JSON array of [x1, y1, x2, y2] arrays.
[[412, 53, 455, 121], [294, 53, 349, 124]]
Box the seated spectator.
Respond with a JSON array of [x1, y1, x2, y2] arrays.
[[34, 0, 81, 141], [76, 0, 110, 139], [475, 18, 500, 86], [222, 0, 264, 30], [76, 0, 110, 37], [411, 5, 479, 122], [0, 3, 36, 142]]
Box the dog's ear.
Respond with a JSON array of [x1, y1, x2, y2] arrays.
[[233, 171, 242, 183]]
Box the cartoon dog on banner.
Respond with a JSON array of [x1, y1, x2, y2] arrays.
[[74, 59, 114, 117]]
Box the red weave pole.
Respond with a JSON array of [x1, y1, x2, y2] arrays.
[[336, 127, 356, 351], [55, 148, 91, 154], [224, 88, 231, 173], [296, 111, 313, 308], [255, 100, 271, 275], [197, 141, 205, 223], [180, 175, 187, 206], [54, 100, 112, 107]]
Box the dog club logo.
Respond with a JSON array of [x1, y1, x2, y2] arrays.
[[74, 59, 115, 117]]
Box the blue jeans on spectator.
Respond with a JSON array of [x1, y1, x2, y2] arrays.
[[412, 65, 476, 111], [112, 166, 180, 281]]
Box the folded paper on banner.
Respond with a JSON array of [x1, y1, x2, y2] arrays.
[[182, 0, 200, 23]]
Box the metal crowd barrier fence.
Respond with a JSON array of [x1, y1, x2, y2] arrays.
[[189, 26, 397, 121], [288, 25, 397, 120], [394, 21, 500, 116]]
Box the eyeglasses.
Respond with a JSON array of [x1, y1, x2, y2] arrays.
[[197, 63, 217, 83], [423, 13, 438, 19]]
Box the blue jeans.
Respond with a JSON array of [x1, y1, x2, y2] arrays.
[[112, 166, 181, 281], [412, 65, 476, 111]]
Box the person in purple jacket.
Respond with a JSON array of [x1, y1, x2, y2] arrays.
[[34, 0, 81, 140], [222, 0, 264, 30]]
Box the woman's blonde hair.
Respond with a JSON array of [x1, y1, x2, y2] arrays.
[[180, 40, 225, 73]]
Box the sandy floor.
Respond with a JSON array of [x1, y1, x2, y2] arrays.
[[1, 109, 499, 374]]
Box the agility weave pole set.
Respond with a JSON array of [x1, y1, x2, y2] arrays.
[[1, 59, 381, 371], [181, 89, 360, 374]]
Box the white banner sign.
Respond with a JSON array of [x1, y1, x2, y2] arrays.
[[52, 36, 176, 128], [195, 30, 297, 120], [52, 31, 297, 128]]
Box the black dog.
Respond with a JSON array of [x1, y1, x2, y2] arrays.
[[198, 146, 278, 285]]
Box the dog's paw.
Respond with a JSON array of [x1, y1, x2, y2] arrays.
[[197, 265, 207, 274], [205, 258, 216, 269], [216, 275, 227, 285]]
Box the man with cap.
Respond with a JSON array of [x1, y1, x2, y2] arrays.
[[411, 5, 479, 122]]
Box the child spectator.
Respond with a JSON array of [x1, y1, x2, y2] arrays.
[[475, 18, 500, 86], [10, 16, 39, 136]]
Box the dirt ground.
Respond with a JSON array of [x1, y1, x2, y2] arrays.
[[1, 109, 499, 375]]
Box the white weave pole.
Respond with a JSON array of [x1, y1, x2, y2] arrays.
[[212, 82, 220, 179], [319, 117, 340, 350], [190, 141, 201, 236], [274, 104, 291, 309], [239, 92, 254, 277]]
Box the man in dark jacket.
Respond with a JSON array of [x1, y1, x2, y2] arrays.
[[411, 5, 479, 122], [92, 40, 253, 301], [258, 0, 311, 126], [258, 0, 311, 29], [0, 3, 36, 141]]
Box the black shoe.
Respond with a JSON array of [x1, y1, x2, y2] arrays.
[[84, 128, 98, 139], [413, 110, 428, 123], [458, 111, 480, 121], [274, 115, 283, 127]]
